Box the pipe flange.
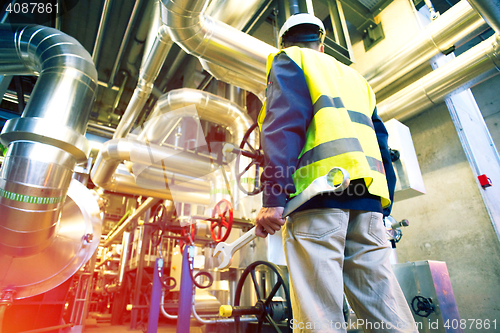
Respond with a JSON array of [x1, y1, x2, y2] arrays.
[[0, 289, 15, 307], [0, 117, 90, 162]]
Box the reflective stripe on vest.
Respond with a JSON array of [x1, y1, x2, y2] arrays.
[[262, 47, 391, 208]]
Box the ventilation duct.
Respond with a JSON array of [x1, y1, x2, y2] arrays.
[[364, 0, 488, 94], [0, 24, 100, 298]]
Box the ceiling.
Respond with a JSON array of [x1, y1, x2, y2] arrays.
[[0, 0, 438, 140]]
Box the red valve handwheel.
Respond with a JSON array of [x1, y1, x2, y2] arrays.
[[210, 199, 233, 243]]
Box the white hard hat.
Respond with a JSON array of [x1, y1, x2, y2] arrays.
[[279, 13, 325, 46]]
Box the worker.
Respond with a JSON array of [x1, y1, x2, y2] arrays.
[[255, 13, 418, 333]]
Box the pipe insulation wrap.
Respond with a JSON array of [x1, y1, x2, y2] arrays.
[[378, 34, 500, 121], [364, 0, 488, 93], [160, 0, 277, 84], [0, 24, 98, 257]]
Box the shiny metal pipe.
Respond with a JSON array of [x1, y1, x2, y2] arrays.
[[200, 60, 266, 101], [113, 0, 267, 139], [364, 0, 488, 93], [467, 0, 500, 33], [104, 197, 159, 246], [108, 0, 144, 86], [0, 24, 97, 257], [113, 25, 173, 139], [90, 139, 212, 203], [206, 0, 268, 31], [0, 25, 97, 143], [92, 0, 113, 64], [117, 231, 131, 287], [160, 0, 277, 84], [228, 85, 246, 108], [142, 0, 164, 69], [378, 34, 500, 121], [111, 167, 210, 204], [0, 142, 75, 256], [142, 88, 256, 147], [92, 138, 213, 185]]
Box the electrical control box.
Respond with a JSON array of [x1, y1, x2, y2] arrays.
[[385, 119, 426, 201]]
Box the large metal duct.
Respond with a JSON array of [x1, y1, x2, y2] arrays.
[[0, 24, 97, 256], [0, 24, 100, 298], [364, 0, 489, 94], [160, 0, 277, 85], [377, 34, 500, 121]]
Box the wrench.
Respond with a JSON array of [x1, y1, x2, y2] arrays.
[[213, 227, 258, 269], [213, 167, 350, 269]]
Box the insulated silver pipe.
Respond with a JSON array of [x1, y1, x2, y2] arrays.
[[378, 34, 500, 121], [467, 0, 500, 33], [0, 24, 97, 257], [90, 139, 211, 203], [200, 60, 266, 100], [114, 25, 173, 139], [206, 0, 269, 31], [141, 88, 256, 147], [92, 139, 213, 186], [364, 0, 488, 93], [160, 0, 277, 84]]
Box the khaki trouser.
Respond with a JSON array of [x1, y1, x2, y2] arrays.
[[283, 208, 418, 333]]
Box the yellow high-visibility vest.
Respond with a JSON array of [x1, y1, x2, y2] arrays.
[[258, 46, 391, 208]]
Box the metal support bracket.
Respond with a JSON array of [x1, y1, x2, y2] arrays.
[[362, 22, 385, 51]]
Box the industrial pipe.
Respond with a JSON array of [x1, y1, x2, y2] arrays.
[[467, 0, 500, 34], [104, 197, 159, 246], [108, 0, 144, 86], [91, 138, 212, 202], [113, 25, 173, 138], [199, 60, 266, 100], [378, 34, 500, 121], [160, 0, 277, 85], [0, 24, 97, 257], [92, 0, 113, 64], [141, 88, 256, 147], [364, 0, 489, 93]]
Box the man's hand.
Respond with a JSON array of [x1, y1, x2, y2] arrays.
[[255, 207, 286, 238]]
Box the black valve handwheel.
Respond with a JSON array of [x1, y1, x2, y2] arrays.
[[411, 296, 435, 317], [234, 261, 292, 333], [235, 123, 264, 196]]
